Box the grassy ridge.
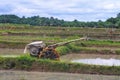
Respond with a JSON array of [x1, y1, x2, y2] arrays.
[[80, 40, 120, 47], [0, 55, 120, 75], [1, 23, 120, 49], [1, 40, 120, 54], [1, 24, 120, 38], [0, 40, 26, 48], [1, 38, 120, 47], [0, 35, 79, 43], [56, 43, 120, 55]]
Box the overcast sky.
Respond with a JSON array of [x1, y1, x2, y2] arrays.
[[0, 0, 120, 21]]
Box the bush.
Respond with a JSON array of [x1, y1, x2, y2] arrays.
[[56, 46, 71, 55], [16, 55, 36, 69], [67, 44, 81, 52], [115, 50, 120, 55], [0, 57, 16, 69]]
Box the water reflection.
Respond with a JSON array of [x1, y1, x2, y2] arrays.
[[72, 58, 120, 66]]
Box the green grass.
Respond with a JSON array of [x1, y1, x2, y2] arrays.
[[1, 39, 120, 55], [76, 40, 120, 47], [1, 23, 120, 37], [56, 43, 120, 55], [0, 55, 120, 75], [56, 46, 71, 55]]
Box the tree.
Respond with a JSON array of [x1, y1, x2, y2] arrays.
[[0, 14, 20, 23], [106, 17, 118, 24], [117, 13, 120, 18], [1, 13, 120, 28]]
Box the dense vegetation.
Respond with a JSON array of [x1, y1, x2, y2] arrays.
[[0, 13, 120, 28]]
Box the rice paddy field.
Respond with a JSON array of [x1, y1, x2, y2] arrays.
[[1, 24, 120, 56], [0, 24, 120, 80]]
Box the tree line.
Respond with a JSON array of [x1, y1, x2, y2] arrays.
[[0, 13, 120, 28]]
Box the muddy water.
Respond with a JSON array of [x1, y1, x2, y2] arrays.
[[61, 53, 120, 66], [0, 70, 120, 80], [0, 48, 24, 55], [61, 53, 120, 61], [72, 58, 120, 66]]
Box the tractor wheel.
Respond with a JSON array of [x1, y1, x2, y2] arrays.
[[29, 46, 39, 57]]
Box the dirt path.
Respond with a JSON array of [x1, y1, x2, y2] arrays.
[[0, 70, 120, 80]]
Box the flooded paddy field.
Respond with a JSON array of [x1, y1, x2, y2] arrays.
[[0, 48, 24, 55], [0, 70, 120, 80], [72, 58, 120, 66], [61, 53, 120, 66], [1, 48, 120, 66], [61, 53, 120, 61]]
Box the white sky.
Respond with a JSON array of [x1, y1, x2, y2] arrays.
[[0, 0, 120, 21]]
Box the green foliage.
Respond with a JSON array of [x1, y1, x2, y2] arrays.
[[79, 40, 120, 47], [16, 55, 36, 69], [67, 44, 81, 52], [1, 13, 120, 28], [56, 43, 120, 55], [0, 57, 16, 69], [115, 50, 120, 55], [56, 46, 71, 55]]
